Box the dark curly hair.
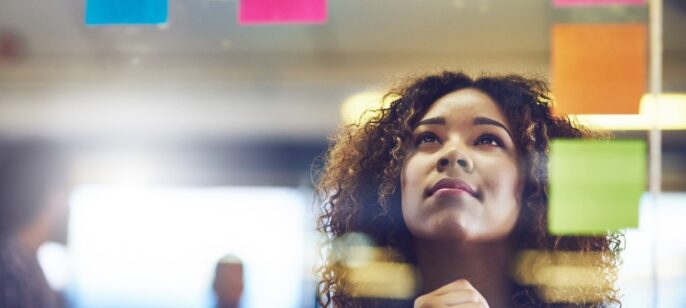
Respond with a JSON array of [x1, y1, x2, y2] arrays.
[[315, 71, 622, 307]]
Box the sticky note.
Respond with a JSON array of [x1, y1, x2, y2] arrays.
[[238, 0, 327, 25], [553, 0, 645, 7], [551, 24, 647, 114], [548, 139, 646, 235], [86, 0, 168, 25]]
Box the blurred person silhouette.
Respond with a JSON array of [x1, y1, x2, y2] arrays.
[[212, 254, 244, 308], [315, 71, 623, 307], [0, 140, 72, 308]]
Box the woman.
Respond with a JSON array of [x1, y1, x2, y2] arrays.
[[315, 71, 622, 307]]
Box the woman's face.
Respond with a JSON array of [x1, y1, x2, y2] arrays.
[[400, 88, 523, 242]]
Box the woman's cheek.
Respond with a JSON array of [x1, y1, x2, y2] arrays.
[[400, 156, 426, 229]]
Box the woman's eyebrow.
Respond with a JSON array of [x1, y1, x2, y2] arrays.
[[415, 117, 445, 127], [473, 116, 512, 138]]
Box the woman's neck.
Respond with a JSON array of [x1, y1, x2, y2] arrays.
[[414, 239, 514, 308]]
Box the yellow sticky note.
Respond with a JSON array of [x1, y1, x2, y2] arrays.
[[552, 24, 647, 115], [548, 139, 646, 235]]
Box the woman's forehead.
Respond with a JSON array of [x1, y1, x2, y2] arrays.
[[420, 88, 509, 126]]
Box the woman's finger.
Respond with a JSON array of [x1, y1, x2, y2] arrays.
[[432, 279, 474, 295], [415, 281, 490, 308], [434, 289, 482, 305]]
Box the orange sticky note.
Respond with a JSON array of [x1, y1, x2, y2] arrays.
[[551, 24, 647, 115]]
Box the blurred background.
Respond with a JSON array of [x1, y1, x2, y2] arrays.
[[0, 0, 684, 307]]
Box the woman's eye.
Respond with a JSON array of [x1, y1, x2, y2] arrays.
[[475, 134, 503, 147], [415, 132, 440, 145]]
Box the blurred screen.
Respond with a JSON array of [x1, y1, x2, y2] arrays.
[[63, 186, 315, 308]]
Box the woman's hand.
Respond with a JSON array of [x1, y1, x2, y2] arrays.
[[414, 279, 490, 308]]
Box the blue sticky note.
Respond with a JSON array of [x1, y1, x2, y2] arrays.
[[86, 0, 168, 25]]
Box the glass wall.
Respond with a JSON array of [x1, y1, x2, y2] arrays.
[[0, 1, 684, 307]]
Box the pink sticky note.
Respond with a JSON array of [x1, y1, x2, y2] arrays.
[[553, 0, 645, 6], [239, 0, 327, 25]]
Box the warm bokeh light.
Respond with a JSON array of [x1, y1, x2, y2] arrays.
[[341, 92, 686, 131], [573, 93, 686, 130], [339, 91, 399, 125], [345, 261, 417, 299], [332, 232, 418, 299], [513, 250, 614, 304]]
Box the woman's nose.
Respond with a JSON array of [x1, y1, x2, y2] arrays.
[[436, 149, 474, 173]]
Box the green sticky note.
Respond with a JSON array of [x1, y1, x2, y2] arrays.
[[548, 139, 646, 235]]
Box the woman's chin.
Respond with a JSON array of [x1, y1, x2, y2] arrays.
[[415, 225, 512, 243]]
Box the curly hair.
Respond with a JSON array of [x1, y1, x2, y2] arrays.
[[315, 71, 623, 307]]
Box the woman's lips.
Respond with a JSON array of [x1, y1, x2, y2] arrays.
[[429, 178, 477, 198]]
